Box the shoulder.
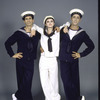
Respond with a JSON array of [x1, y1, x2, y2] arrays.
[[78, 27, 87, 34], [36, 31, 41, 35], [54, 31, 60, 34], [11, 28, 25, 37], [14, 27, 26, 34], [35, 31, 41, 39], [78, 27, 90, 39], [13, 30, 22, 36]]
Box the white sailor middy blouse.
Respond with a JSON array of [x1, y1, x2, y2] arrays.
[[32, 24, 60, 57]]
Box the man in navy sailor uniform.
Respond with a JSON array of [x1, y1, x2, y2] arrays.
[[5, 11, 40, 100], [59, 8, 95, 100]]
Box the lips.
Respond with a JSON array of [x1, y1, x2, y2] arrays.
[[49, 24, 52, 26]]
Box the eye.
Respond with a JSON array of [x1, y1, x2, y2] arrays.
[[46, 21, 49, 23], [51, 20, 53, 22], [77, 16, 80, 19], [73, 16, 76, 18], [25, 18, 27, 20]]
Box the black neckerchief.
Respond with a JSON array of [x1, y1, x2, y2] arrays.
[[44, 30, 54, 37], [44, 30, 54, 52]]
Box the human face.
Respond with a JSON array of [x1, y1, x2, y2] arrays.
[[24, 16, 34, 27], [45, 18, 55, 28], [71, 14, 81, 26]]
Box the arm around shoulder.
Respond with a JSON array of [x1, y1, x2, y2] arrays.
[[32, 24, 43, 34]]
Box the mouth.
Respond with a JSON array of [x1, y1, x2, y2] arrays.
[[27, 22, 32, 24], [49, 24, 52, 25], [74, 22, 77, 24]]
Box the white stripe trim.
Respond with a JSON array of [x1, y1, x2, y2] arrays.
[[18, 29, 31, 37], [18, 29, 26, 34], [75, 29, 84, 36]]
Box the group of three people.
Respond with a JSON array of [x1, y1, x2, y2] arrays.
[[5, 8, 95, 100]]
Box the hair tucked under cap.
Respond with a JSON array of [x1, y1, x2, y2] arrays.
[[69, 8, 84, 18], [21, 11, 35, 20]]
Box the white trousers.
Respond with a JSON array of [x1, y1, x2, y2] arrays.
[[39, 56, 61, 100]]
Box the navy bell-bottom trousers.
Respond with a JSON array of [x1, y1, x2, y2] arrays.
[[60, 60, 81, 100], [15, 60, 34, 100]]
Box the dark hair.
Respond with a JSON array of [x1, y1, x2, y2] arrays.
[[43, 19, 55, 35], [22, 14, 34, 20], [43, 25, 55, 34], [43, 17, 55, 35], [71, 12, 82, 18]]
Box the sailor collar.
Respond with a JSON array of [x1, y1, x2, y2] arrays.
[[18, 27, 31, 37], [68, 26, 84, 36]]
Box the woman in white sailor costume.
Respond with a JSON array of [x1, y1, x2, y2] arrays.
[[5, 11, 40, 100], [31, 16, 69, 100], [32, 16, 60, 100], [59, 9, 95, 100]]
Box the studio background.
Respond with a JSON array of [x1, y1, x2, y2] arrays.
[[0, 0, 98, 100]]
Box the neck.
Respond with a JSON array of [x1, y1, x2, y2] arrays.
[[70, 24, 79, 30], [26, 25, 32, 28], [47, 27, 53, 34], [24, 25, 33, 33]]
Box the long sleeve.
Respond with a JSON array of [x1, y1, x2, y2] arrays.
[[80, 32, 95, 57], [59, 22, 70, 29], [32, 24, 43, 35], [5, 31, 19, 57]]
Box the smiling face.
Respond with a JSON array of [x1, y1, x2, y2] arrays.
[[24, 16, 34, 27], [71, 14, 81, 26], [45, 18, 55, 28]]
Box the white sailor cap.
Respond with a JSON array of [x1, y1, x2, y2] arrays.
[[69, 8, 84, 16], [21, 11, 35, 17], [43, 15, 54, 24]]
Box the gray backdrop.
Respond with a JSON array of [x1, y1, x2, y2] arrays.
[[0, 0, 98, 100]]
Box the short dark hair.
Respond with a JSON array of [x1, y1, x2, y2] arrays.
[[71, 12, 82, 18], [22, 14, 34, 20]]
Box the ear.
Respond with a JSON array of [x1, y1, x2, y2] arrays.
[[23, 20, 25, 24], [70, 17, 72, 20], [32, 19, 34, 23]]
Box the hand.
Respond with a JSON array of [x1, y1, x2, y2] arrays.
[[54, 27, 60, 32], [63, 26, 68, 33], [40, 47, 44, 53], [30, 29, 36, 37], [72, 51, 80, 59], [12, 52, 23, 59]]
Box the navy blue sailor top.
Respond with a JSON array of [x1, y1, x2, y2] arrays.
[[59, 27, 95, 62], [5, 27, 40, 62]]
